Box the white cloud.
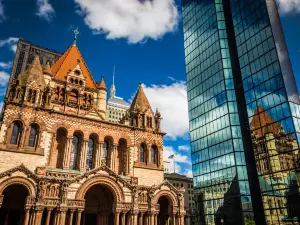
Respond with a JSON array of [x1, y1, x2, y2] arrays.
[[185, 169, 193, 178], [163, 146, 191, 165], [163, 146, 192, 176], [74, 0, 179, 43], [0, 102, 3, 111], [0, 61, 12, 69], [0, 71, 9, 87], [277, 0, 300, 15], [36, 0, 55, 22], [178, 145, 190, 152], [0, 37, 18, 52], [143, 81, 189, 139]]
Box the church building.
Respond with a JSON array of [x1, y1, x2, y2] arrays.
[[0, 33, 185, 225]]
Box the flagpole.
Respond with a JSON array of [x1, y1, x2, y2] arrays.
[[174, 157, 175, 173]]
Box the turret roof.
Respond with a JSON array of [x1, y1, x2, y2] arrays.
[[130, 83, 152, 112], [97, 75, 107, 90]]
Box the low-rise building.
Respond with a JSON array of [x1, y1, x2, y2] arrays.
[[165, 173, 195, 225]]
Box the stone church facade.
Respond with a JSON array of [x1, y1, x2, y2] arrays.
[[0, 40, 185, 225]]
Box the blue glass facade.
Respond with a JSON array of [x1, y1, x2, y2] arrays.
[[182, 0, 300, 224]]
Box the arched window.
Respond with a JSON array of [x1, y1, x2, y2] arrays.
[[10, 121, 22, 145], [140, 144, 146, 163], [102, 140, 108, 161], [69, 89, 79, 104], [28, 124, 39, 147], [70, 135, 80, 170], [86, 138, 94, 170], [151, 145, 158, 164]]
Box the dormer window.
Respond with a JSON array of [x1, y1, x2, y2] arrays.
[[79, 80, 83, 86], [74, 70, 81, 76]]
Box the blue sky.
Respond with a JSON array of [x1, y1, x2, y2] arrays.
[[0, 0, 300, 177]]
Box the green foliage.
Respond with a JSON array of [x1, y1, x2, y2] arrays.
[[244, 218, 256, 225]]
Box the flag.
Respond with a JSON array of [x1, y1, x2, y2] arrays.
[[168, 154, 174, 159]]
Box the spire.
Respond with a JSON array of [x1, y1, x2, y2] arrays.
[[19, 56, 45, 88], [43, 61, 52, 76], [130, 83, 152, 112], [73, 27, 80, 46], [98, 75, 107, 90], [110, 65, 116, 98]]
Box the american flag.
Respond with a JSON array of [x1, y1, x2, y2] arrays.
[[168, 154, 174, 159]]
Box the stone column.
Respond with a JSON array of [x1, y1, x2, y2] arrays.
[[154, 214, 157, 225], [172, 214, 176, 225], [138, 213, 143, 225], [114, 211, 120, 225], [76, 210, 83, 225], [121, 213, 126, 225], [58, 208, 67, 225], [33, 206, 44, 225], [180, 215, 184, 225], [151, 214, 155, 225], [80, 140, 88, 171], [45, 208, 53, 225], [133, 212, 138, 225], [63, 137, 73, 170], [23, 208, 30, 225], [110, 145, 116, 172], [69, 209, 75, 225]]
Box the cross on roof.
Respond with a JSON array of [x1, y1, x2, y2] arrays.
[[73, 27, 80, 46]]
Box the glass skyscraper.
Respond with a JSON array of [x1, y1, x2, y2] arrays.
[[182, 0, 300, 224]]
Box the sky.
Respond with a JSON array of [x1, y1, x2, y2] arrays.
[[0, 0, 300, 178]]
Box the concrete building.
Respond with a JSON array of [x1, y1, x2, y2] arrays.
[[0, 35, 186, 225], [106, 76, 130, 123], [165, 173, 195, 225]]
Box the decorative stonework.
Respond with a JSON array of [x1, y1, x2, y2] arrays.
[[0, 40, 186, 225]]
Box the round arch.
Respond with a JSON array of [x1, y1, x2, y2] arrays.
[[75, 175, 125, 202], [153, 190, 178, 207], [0, 176, 36, 196]]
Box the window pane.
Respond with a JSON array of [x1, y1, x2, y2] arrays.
[[28, 125, 38, 147], [10, 122, 21, 145], [70, 135, 79, 170], [86, 138, 94, 170]]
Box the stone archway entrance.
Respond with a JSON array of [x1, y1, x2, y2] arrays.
[[0, 184, 29, 225], [158, 196, 172, 225], [83, 184, 115, 225]]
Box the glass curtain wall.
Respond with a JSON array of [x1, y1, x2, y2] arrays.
[[182, 0, 300, 224], [182, 0, 254, 224], [230, 0, 300, 224]]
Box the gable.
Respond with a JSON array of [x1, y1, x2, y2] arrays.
[[51, 45, 97, 89]]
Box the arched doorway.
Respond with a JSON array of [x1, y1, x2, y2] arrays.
[[158, 196, 172, 225], [84, 184, 115, 225], [0, 184, 29, 225]]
